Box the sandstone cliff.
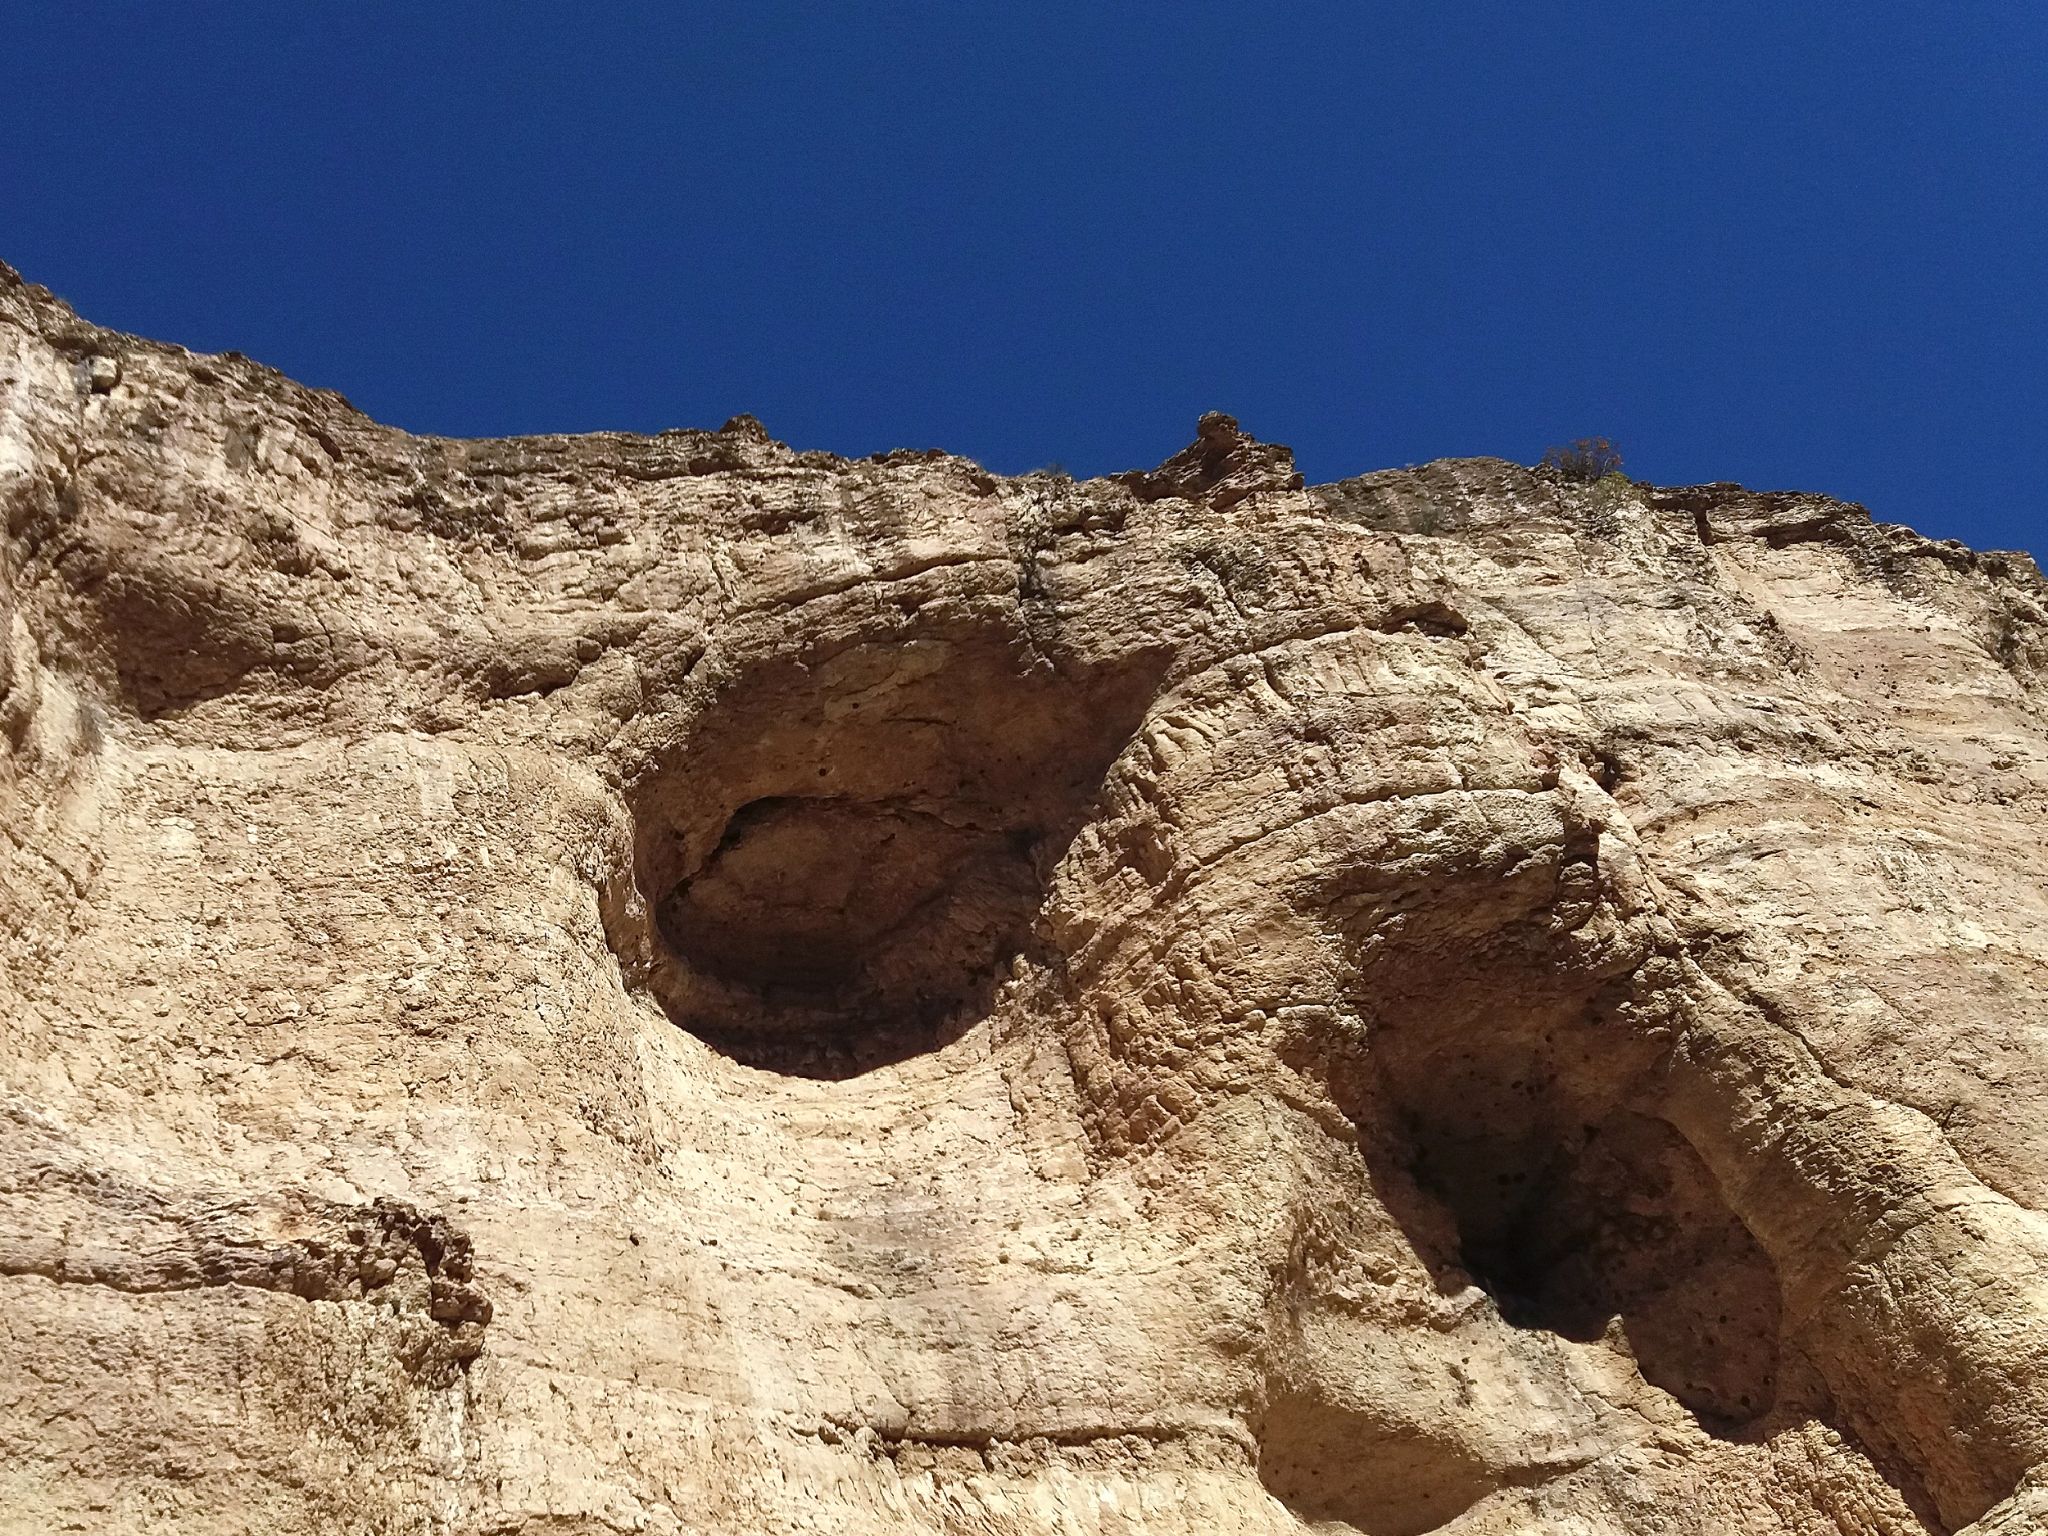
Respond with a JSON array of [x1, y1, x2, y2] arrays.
[[5, 261, 2048, 1535]]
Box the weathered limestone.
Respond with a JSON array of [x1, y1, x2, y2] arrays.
[[5, 261, 2048, 1534]]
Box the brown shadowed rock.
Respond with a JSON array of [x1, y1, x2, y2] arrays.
[[6, 258, 2048, 1535], [1116, 410, 1307, 511]]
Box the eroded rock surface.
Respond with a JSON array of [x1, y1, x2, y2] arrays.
[[5, 261, 2048, 1534]]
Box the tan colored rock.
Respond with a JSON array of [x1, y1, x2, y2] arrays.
[[4, 259, 2048, 1534]]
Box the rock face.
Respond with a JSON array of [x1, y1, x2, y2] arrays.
[[4, 263, 2048, 1536]]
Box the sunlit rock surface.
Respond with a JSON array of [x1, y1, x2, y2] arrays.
[[6, 262, 2048, 1534]]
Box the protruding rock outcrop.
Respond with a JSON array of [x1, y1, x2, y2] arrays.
[[1116, 410, 1306, 510]]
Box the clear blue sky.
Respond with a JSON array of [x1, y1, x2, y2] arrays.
[[4, 5, 2042, 555]]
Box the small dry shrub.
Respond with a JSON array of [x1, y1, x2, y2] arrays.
[[1541, 437, 1623, 483]]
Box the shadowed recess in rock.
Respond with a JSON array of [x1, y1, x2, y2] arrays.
[[1417, 1103, 1782, 1428], [1256, 843, 1792, 1534], [1362, 931, 1782, 1433], [615, 629, 1165, 1076]]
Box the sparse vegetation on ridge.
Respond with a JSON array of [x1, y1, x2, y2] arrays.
[[1541, 436, 1624, 483]]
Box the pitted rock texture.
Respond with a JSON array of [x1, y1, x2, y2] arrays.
[[5, 260, 2048, 1535]]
